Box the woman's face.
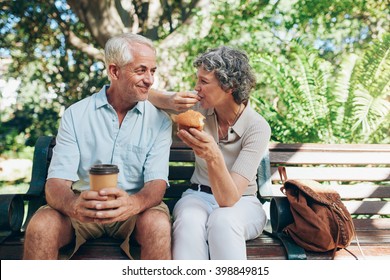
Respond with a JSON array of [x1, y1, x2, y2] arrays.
[[194, 67, 229, 109]]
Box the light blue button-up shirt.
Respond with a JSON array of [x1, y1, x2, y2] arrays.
[[48, 85, 172, 194]]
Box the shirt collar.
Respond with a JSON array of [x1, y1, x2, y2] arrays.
[[206, 107, 215, 117], [206, 102, 249, 138], [95, 85, 143, 114], [95, 85, 110, 109], [230, 100, 250, 137]]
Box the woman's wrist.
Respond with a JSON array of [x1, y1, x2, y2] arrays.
[[205, 147, 224, 166]]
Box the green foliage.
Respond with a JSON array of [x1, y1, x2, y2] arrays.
[[1, 0, 108, 152], [251, 35, 389, 143], [164, 0, 388, 143], [252, 41, 335, 143], [342, 33, 390, 142], [287, 0, 389, 59], [1, 0, 389, 154], [160, 0, 275, 90]]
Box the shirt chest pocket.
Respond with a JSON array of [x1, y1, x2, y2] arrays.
[[124, 145, 148, 179]]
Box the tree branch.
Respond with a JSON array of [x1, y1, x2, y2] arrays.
[[67, 32, 105, 61], [51, 3, 104, 61]]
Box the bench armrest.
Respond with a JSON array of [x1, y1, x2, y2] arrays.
[[22, 136, 55, 230]]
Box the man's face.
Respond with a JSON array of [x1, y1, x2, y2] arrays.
[[118, 44, 157, 103]]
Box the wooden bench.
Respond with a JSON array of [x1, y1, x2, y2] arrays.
[[0, 136, 389, 260]]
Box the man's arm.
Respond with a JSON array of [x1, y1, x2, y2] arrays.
[[45, 178, 76, 217], [148, 88, 200, 111], [45, 178, 112, 223], [130, 179, 167, 213], [88, 179, 167, 224]]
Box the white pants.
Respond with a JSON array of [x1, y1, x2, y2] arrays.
[[172, 189, 267, 260]]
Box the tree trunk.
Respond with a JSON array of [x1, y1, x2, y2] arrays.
[[67, 0, 126, 47], [156, 0, 212, 89], [65, 0, 211, 88]]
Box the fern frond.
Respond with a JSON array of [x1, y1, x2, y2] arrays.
[[351, 86, 390, 136], [358, 33, 390, 98], [334, 54, 359, 103], [349, 33, 390, 141]]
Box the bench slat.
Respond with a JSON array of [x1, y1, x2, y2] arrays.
[[344, 201, 390, 215], [165, 185, 190, 198], [268, 143, 390, 152], [263, 184, 390, 199], [249, 230, 390, 247], [353, 218, 390, 230], [270, 151, 390, 165], [334, 185, 390, 199], [247, 232, 390, 260], [168, 166, 195, 180], [169, 150, 195, 162], [270, 167, 390, 181]]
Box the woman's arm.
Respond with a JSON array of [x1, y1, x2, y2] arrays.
[[177, 128, 248, 207]]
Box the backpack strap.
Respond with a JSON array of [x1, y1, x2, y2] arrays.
[[278, 166, 288, 195], [267, 196, 308, 260], [278, 166, 288, 183], [329, 205, 360, 260], [329, 207, 341, 259], [274, 232, 307, 260]]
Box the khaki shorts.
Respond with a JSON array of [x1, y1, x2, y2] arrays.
[[39, 202, 170, 260]]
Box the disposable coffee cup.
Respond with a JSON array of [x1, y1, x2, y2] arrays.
[[89, 164, 119, 199]]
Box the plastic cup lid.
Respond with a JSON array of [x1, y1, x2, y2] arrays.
[[89, 164, 119, 175]]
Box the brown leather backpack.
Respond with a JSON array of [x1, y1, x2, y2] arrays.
[[278, 166, 355, 255]]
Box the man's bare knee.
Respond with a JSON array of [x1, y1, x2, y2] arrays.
[[24, 208, 73, 259], [137, 209, 170, 230], [26, 208, 70, 237], [135, 209, 171, 259]]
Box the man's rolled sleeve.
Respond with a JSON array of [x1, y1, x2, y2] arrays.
[[143, 115, 172, 184], [47, 109, 80, 182]]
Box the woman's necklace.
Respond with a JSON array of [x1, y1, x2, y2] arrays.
[[217, 104, 244, 140]]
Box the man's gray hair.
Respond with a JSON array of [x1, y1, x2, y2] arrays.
[[193, 46, 256, 104], [104, 33, 155, 70]]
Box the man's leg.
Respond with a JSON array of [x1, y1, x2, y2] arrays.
[[23, 207, 74, 260], [135, 208, 172, 260]]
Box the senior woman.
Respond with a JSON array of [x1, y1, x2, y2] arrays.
[[149, 46, 271, 260]]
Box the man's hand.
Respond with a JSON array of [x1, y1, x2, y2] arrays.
[[46, 178, 166, 225], [74, 188, 140, 224]]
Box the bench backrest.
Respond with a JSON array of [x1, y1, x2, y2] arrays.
[[24, 137, 390, 224], [260, 143, 390, 217], [165, 141, 195, 210]]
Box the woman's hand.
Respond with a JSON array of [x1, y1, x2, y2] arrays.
[[177, 128, 222, 162], [168, 91, 200, 112], [177, 128, 246, 206]]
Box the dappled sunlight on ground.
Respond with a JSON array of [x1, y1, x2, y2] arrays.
[[0, 158, 32, 194]]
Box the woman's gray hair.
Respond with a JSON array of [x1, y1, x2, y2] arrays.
[[104, 33, 155, 70], [193, 46, 256, 104]]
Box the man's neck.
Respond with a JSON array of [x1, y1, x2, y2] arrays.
[[106, 87, 137, 126]]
